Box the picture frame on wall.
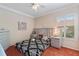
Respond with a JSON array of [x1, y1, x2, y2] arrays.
[[18, 21, 27, 30]]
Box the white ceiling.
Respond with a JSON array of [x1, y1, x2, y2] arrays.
[[0, 3, 70, 18]]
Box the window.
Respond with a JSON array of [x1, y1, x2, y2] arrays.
[[57, 15, 74, 22], [66, 25, 74, 38], [56, 14, 74, 38], [58, 26, 65, 37]]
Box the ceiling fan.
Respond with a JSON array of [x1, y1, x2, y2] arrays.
[[28, 3, 44, 11]]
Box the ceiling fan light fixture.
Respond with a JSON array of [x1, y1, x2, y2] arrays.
[[32, 3, 40, 10]]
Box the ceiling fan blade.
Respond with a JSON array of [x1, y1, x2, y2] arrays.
[[25, 3, 33, 7], [40, 5, 45, 8]]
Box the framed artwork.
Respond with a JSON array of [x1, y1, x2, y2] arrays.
[[18, 21, 27, 30], [66, 25, 74, 38]]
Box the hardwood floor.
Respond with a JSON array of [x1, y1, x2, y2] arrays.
[[42, 47, 79, 56], [5, 46, 23, 56], [5, 46, 79, 56]]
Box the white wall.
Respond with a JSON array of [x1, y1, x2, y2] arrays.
[[35, 14, 56, 28], [35, 4, 79, 51], [0, 7, 34, 46]]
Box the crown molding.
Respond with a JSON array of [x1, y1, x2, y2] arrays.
[[0, 5, 34, 18], [0, 4, 78, 19]]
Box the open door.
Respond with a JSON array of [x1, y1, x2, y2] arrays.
[[0, 44, 6, 56]]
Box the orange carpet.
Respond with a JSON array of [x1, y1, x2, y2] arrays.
[[5, 46, 79, 56]]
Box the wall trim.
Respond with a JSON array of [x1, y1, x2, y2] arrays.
[[0, 5, 34, 18], [0, 4, 78, 19]]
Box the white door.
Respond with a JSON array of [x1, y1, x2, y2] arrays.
[[0, 30, 9, 50]]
